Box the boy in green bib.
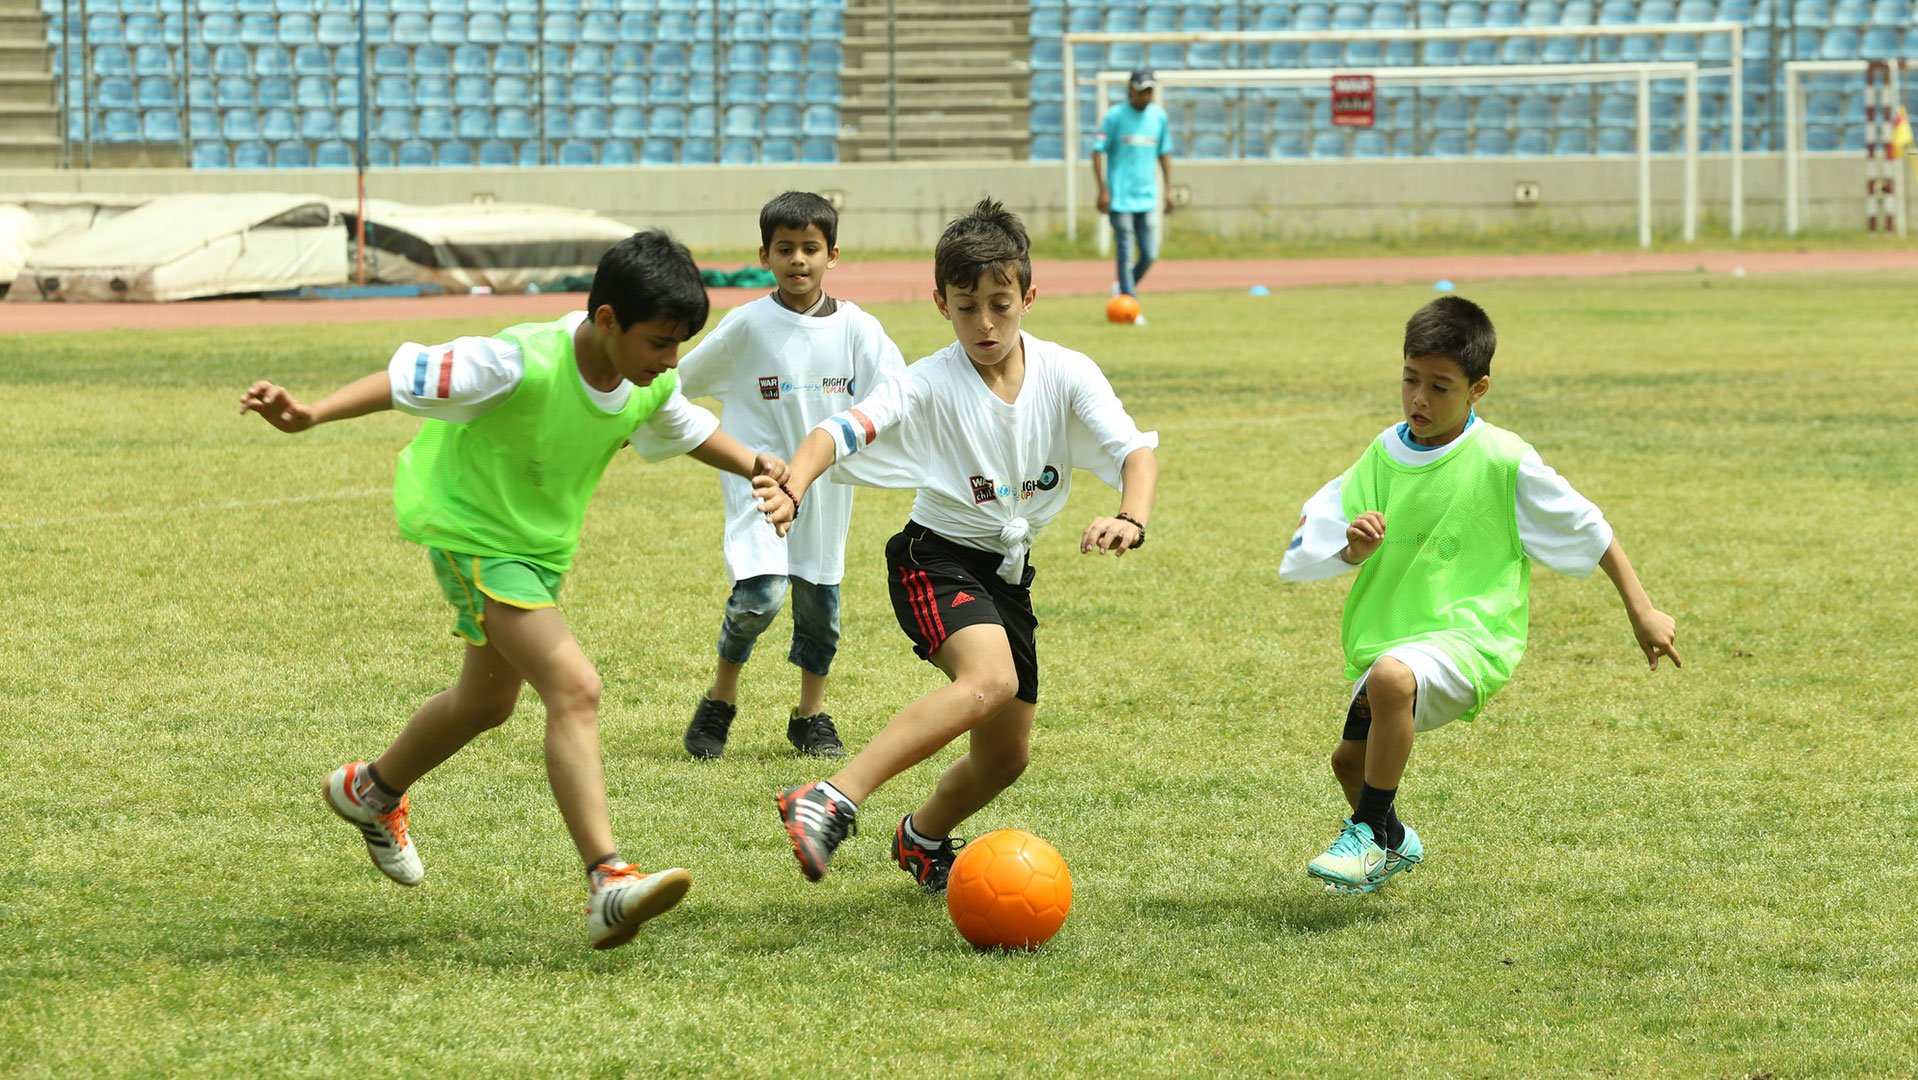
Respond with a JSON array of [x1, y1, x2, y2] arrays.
[[240, 232, 796, 949], [1280, 296, 1680, 895]]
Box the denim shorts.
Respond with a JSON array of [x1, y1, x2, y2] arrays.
[[716, 574, 841, 676]]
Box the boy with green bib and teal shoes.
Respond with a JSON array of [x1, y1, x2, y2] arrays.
[[241, 233, 796, 948], [1280, 296, 1681, 896]]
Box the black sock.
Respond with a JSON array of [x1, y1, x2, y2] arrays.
[[364, 762, 402, 798], [1355, 784, 1399, 849], [586, 852, 621, 882], [1384, 806, 1405, 852]]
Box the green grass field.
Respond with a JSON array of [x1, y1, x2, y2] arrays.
[[5, 271, 1916, 1077]]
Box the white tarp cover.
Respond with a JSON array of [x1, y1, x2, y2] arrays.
[[337, 200, 636, 291], [0, 194, 149, 295], [7, 192, 345, 302]]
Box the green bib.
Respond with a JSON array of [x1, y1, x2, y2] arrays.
[[1338, 421, 1533, 722], [393, 315, 679, 572]]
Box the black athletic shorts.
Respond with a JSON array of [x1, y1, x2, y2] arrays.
[[884, 521, 1039, 703]]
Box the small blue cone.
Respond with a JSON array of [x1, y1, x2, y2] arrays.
[[1248, 285, 1270, 297], [1434, 279, 1456, 292]]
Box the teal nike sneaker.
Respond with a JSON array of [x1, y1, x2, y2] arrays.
[[1307, 818, 1388, 891], [1323, 822, 1425, 896]]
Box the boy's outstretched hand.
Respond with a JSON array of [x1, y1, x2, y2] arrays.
[[1342, 511, 1386, 564], [1080, 515, 1142, 556], [753, 474, 795, 537], [240, 381, 317, 433], [1630, 607, 1682, 671]]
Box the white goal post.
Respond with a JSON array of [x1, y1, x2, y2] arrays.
[[1782, 59, 1908, 237], [1084, 61, 1704, 250], [1062, 22, 1749, 241]]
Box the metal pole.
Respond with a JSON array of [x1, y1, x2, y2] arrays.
[[1684, 66, 1697, 242], [1730, 26, 1742, 237], [885, 0, 896, 161], [712, 0, 721, 157], [535, 0, 544, 164], [177, 0, 189, 162], [1784, 66, 1799, 235], [1637, 68, 1651, 248], [79, 0, 90, 167], [356, 0, 368, 283], [58, 0, 70, 167], [1063, 41, 1077, 240]]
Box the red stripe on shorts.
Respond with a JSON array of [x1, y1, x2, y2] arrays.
[[908, 569, 946, 647]]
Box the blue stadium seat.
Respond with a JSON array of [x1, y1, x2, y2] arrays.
[[136, 76, 175, 109], [233, 140, 271, 167], [397, 138, 435, 165], [219, 106, 256, 139], [364, 140, 394, 167], [1597, 92, 1636, 127], [313, 12, 353, 46], [766, 73, 801, 104], [649, 106, 685, 138], [414, 44, 451, 76], [192, 141, 228, 167], [454, 75, 490, 107], [609, 106, 644, 138], [572, 45, 609, 75], [1430, 131, 1469, 155], [581, 11, 616, 43], [418, 106, 454, 139], [291, 44, 335, 78], [652, 42, 689, 73], [599, 140, 637, 165], [687, 103, 715, 134], [1431, 95, 1472, 129], [275, 11, 312, 43], [300, 107, 336, 140], [132, 43, 172, 78], [656, 12, 694, 41], [477, 138, 515, 165], [1596, 128, 1634, 153], [315, 139, 353, 166], [1271, 95, 1309, 130], [1352, 129, 1389, 157], [254, 46, 291, 79], [572, 76, 608, 106], [1029, 134, 1063, 160], [570, 106, 608, 139], [799, 137, 835, 163], [610, 43, 645, 74], [808, 8, 842, 36], [720, 137, 756, 164], [1422, 38, 1462, 63], [805, 42, 841, 72], [97, 108, 140, 142], [454, 107, 490, 140], [492, 75, 529, 106], [640, 137, 677, 163], [374, 75, 410, 108], [1476, 130, 1512, 154], [1861, 26, 1899, 56], [239, 13, 275, 45], [752, 137, 791, 163], [334, 107, 359, 140], [493, 44, 530, 75], [272, 140, 310, 167], [1270, 133, 1307, 157], [1831, 0, 1867, 21], [610, 74, 645, 105], [553, 139, 593, 165], [1514, 129, 1551, 155], [542, 12, 579, 42], [261, 107, 296, 140], [764, 102, 800, 137], [725, 74, 763, 104], [438, 140, 475, 165], [377, 108, 413, 140], [1306, 131, 1343, 157], [649, 73, 687, 104], [1477, 96, 1514, 129], [504, 12, 538, 44], [1031, 101, 1063, 136], [1819, 27, 1859, 57], [803, 73, 837, 104], [415, 77, 451, 107], [801, 103, 836, 137]]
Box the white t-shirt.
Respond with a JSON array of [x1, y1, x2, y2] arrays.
[[817, 332, 1158, 583], [675, 296, 906, 585], [384, 310, 719, 461], [1279, 417, 1614, 583]]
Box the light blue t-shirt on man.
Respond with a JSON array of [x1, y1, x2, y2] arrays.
[[1098, 102, 1173, 214]]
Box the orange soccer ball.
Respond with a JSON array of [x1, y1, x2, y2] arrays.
[[1105, 293, 1142, 324], [946, 829, 1073, 951]]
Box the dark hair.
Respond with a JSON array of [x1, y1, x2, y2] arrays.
[[1403, 296, 1496, 382], [933, 197, 1032, 296], [587, 230, 709, 337], [759, 191, 838, 249]]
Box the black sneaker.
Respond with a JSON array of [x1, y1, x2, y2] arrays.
[[892, 817, 965, 895], [775, 782, 857, 881], [683, 698, 737, 760], [787, 709, 844, 758]]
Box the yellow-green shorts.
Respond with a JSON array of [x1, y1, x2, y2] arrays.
[[428, 549, 564, 646]]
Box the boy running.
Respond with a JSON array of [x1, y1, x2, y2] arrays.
[[675, 191, 906, 761], [240, 232, 795, 948], [1280, 296, 1680, 895], [769, 198, 1160, 892]]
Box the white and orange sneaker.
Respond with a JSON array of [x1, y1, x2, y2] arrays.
[[587, 863, 692, 950], [323, 762, 423, 886]]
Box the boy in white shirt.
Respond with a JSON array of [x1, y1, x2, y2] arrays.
[[1280, 295, 1680, 896], [675, 192, 907, 761], [769, 198, 1160, 893]]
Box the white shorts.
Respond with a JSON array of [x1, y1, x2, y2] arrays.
[[1348, 643, 1479, 733]]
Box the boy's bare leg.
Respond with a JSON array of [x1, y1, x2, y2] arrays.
[[1330, 739, 1366, 812], [909, 696, 1033, 838], [796, 668, 827, 718], [1361, 657, 1416, 790], [480, 600, 616, 864], [825, 623, 1019, 804], [706, 657, 744, 704], [374, 641, 525, 791]]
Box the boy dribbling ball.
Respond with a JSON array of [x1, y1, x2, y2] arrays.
[[1280, 296, 1680, 896], [241, 232, 794, 948]]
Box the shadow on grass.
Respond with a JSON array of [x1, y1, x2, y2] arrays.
[[1128, 888, 1395, 937]]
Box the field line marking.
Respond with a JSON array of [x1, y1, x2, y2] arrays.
[[1, 488, 389, 530]]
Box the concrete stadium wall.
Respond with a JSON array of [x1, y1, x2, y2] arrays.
[[0, 153, 1893, 250]]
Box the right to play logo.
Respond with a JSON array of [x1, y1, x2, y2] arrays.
[[969, 475, 997, 504], [758, 376, 781, 400]]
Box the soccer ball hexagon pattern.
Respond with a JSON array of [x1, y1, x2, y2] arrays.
[[945, 829, 1072, 951]]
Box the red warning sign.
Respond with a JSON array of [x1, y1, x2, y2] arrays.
[[1331, 74, 1376, 128]]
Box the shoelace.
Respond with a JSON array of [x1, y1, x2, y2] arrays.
[[592, 863, 645, 892], [806, 714, 840, 742], [1327, 821, 1372, 858], [691, 709, 733, 739], [378, 797, 411, 847]]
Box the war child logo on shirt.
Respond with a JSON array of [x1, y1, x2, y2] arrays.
[[970, 475, 997, 504], [758, 376, 781, 400]]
